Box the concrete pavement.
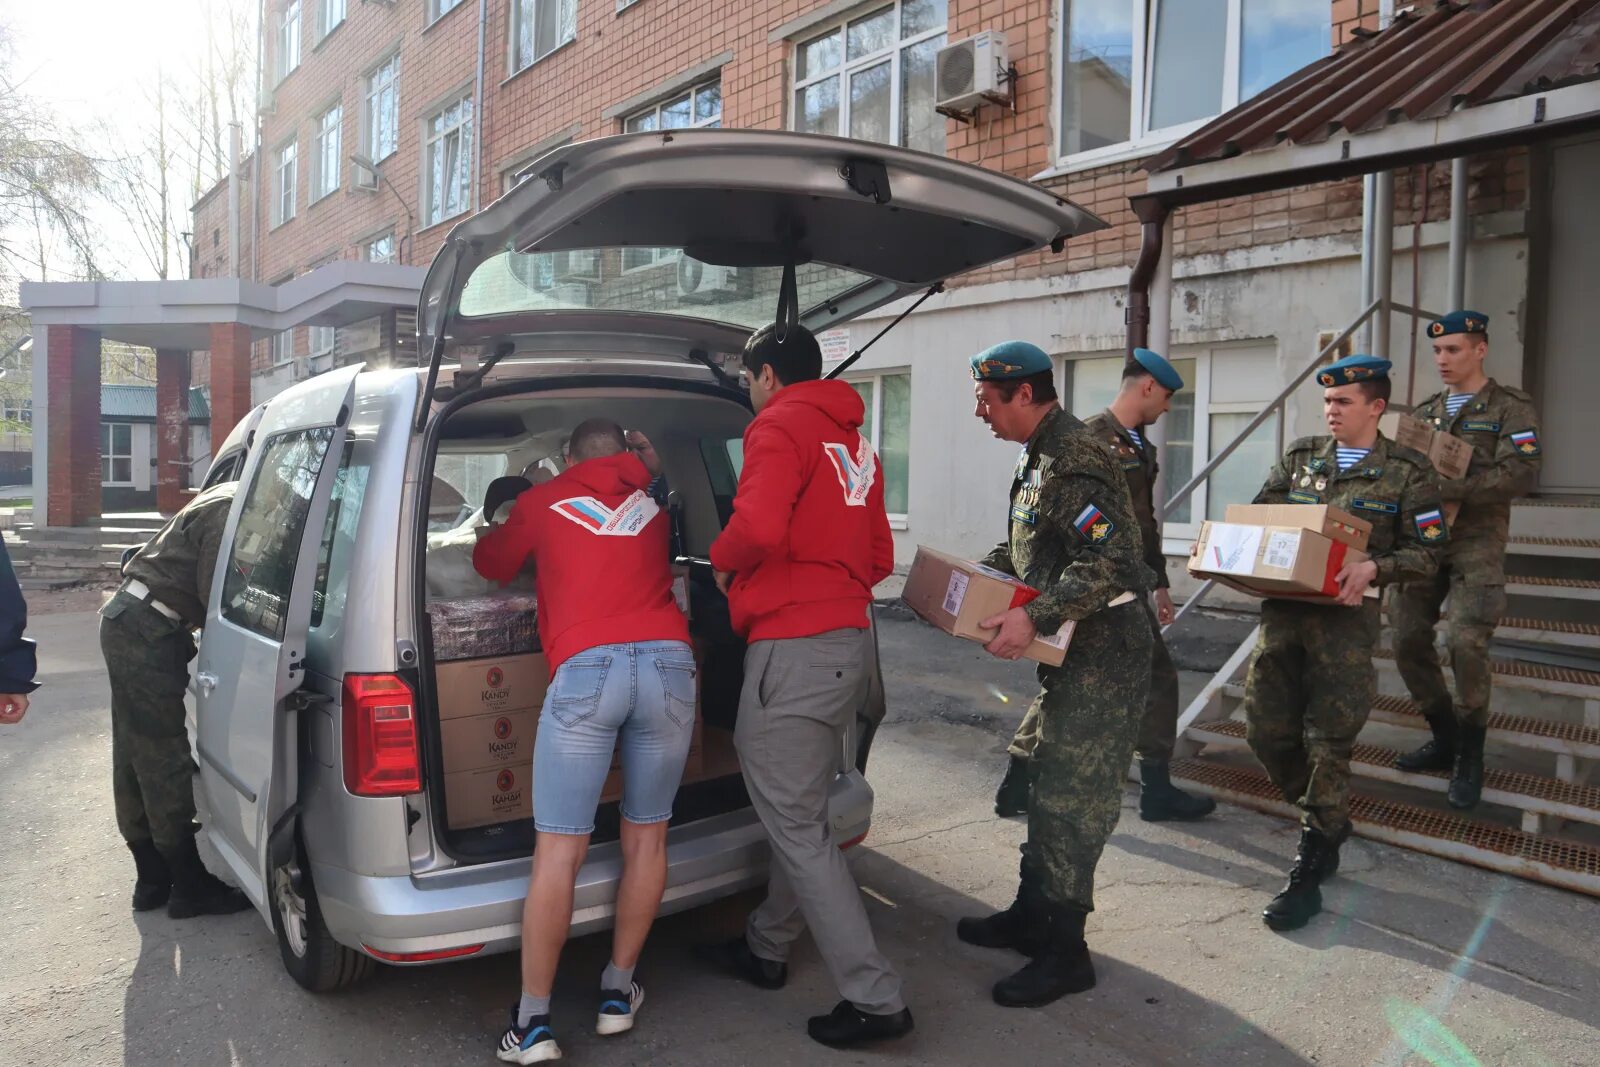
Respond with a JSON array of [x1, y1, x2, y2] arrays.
[[0, 610, 1595, 1066]]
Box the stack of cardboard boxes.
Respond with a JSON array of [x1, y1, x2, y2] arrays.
[[1189, 504, 1376, 604]]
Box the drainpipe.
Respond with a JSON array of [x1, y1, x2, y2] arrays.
[[1373, 170, 1395, 360], [1126, 199, 1170, 357], [227, 122, 241, 278], [1448, 155, 1469, 309], [1359, 176, 1376, 352], [473, 0, 488, 213], [1146, 213, 1175, 511]]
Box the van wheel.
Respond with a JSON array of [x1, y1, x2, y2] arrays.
[[272, 854, 375, 992]]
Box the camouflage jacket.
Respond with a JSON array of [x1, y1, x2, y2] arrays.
[[1411, 378, 1540, 559], [123, 481, 238, 628], [981, 406, 1156, 634], [1255, 434, 1444, 587], [1084, 409, 1168, 590]]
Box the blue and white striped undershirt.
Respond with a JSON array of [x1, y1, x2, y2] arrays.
[[1336, 447, 1370, 470], [1445, 392, 1475, 418], [1126, 427, 1145, 448]]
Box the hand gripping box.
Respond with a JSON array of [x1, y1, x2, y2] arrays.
[[1191, 506, 1376, 605], [901, 546, 1073, 667], [1392, 414, 1473, 480]]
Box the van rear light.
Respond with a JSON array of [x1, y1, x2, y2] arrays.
[[362, 943, 484, 963], [343, 674, 422, 797]]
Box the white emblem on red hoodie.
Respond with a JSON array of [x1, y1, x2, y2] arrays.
[[822, 438, 877, 507], [550, 489, 660, 535]]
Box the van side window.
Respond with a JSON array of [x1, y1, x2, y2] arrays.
[[309, 439, 373, 649], [204, 453, 241, 488], [221, 427, 337, 641]]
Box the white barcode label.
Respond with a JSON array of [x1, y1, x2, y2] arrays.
[[1037, 622, 1073, 651], [1263, 530, 1301, 570], [943, 571, 970, 615]]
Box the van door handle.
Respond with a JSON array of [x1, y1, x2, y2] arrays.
[[196, 671, 219, 693]]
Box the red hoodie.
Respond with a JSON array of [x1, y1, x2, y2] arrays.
[[710, 379, 894, 642], [472, 452, 687, 671]]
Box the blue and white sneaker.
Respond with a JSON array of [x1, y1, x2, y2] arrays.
[[595, 982, 644, 1036], [496, 1008, 561, 1064]]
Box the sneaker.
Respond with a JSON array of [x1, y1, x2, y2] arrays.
[[496, 1009, 561, 1064], [596, 982, 644, 1036]]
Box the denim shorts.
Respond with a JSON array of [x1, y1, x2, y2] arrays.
[[533, 640, 697, 834]]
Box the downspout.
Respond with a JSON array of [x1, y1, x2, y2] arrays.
[[473, 0, 488, 213], [1448, 155, 1469, 308], [252, 0, 266, 284], [1126, 198, 1170, 358]]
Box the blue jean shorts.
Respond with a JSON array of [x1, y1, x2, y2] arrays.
[[533, 640, 697, 834]]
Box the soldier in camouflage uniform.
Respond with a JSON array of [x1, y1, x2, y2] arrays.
[[1390, 311, 1541, 810], [1242, 355, 1444, 931], [101, 480, 251, 919], [953, 341, 1156, 1008], [996, 348, 1215, 824]]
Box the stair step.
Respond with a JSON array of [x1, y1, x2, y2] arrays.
[[1506, 576, 1600, 601], [1374, 648, 1600, 697], [1187, 720, 1600, 827], [1168, 759, 1600, 897], [1218, 684, 1600, 758], [1496, 616, 1600, 651], [1507, 536, 1600, 559]]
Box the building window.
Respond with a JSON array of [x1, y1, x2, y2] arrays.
[[309, 325, 336, 357], [277, 0, 302, 83], [847, 372, 911, 521], [365, 55, 401, 163], [364, 232, 396, 263], [312, 105, 342, 201], [423, 94, 473, 227], [1056, 0, 1329, 163], [791, 1, 947, 156], [2, 399, 32, 425], [428, 0, 465, 23], [273, 140, 298, 226], [317, 0, 345, 40], [101, 423, 134, 486], [512, 0, 577, 73], [272, 329, 295, 365], [624, 78, 721, 133]]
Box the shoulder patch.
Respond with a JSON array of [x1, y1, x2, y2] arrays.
[[1414, 507, 1447, 542], [1073, 502, 1116, 544], [1510, 428, 1541, 456]]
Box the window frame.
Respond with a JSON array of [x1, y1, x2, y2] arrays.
[[789, 1, 948, 153], [316, 0, 345, 41], [101, 422, 135, 486], [363, 231, 397, 263], [427, 0, 465, 26], [309, 324, 337, 357], [844, 369, 911, 527], [364, 53, 402, 164], [421, 92, 474, 229], [509, 0, 577, 75], [277, 0, 302, 84], [622, 77, 722, 134], [273, 138, 298, 227], [311, 103, 342, 203], [271, 328, 295, 367]]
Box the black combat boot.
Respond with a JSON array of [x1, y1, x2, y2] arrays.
[[1138, 759, 1218, 822], [957, 854, 1043, 956], [1262, 826, 1336, 932], [163, 835, 252, 919], [994, 754, 1031, 817], [1447, 725, 1487, 810], [128, 839, 171, 912], [991, 902, 1096, 1007], [1396, 712, 1457, 772]]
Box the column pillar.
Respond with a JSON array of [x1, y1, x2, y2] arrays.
[[207, 322, 253, 447], [44, 324, 101, 527], [155, 347, 192, 515]]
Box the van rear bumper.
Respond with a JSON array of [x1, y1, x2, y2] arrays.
[[314, 771, 874, 962]]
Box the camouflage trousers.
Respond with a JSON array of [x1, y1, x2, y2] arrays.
[[1026, 600, 1151, 911], [1244, 599, 1380, 840], [1009, 598, 1178, 763], [1389, 564, 1504, 729], [100, 592, 199, 852]]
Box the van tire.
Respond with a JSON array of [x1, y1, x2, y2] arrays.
[[272, 850, 376, 992]]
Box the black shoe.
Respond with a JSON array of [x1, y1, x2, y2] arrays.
[[995, 755, 1031, 817], [1138, 760, 1218, 822], [1396, 713, 1457, 772], [1448, 725, 1487, 810], [162, 835, 252, 919], [992, 903, 1096, 1007], [1262, 827, 1335, 932], [128, 839, 171, 912], [693, 936, 787, 990], [806, 1001, 914, 1048], [957, 852, 1042, 956]]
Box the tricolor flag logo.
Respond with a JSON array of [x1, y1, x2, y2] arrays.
[[823, 438, 877, 507], [1073, 502, 1114, 543], [1415, 508, 1445, 541], [551, 489, 660, 536], [1511, 429, 1540, 456]]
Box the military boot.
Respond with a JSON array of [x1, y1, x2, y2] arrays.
[[1138, 760, 1217, 822], [957, 854, 1043, 956], [1262, 826, 1335, 932], [1448, 725, 1487, 810], [1396, 712, 1456, 772], [163, 835, 252, 919], [128, 839, 171, 912], [991, 902, 1096, 1007], [994, 755, 1031, 817]]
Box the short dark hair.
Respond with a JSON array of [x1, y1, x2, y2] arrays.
[[1121, 362, 1153, 383], [484, 476, 532, 519], [991, 370, 1059, 405], [1355, 378, 1392, 405], [744, 323, 822, 386], [568, 418, 627, 461]]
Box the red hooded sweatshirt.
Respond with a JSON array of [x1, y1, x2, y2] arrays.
[[710, 379, 894, 642], [472, 452, 687, 671]]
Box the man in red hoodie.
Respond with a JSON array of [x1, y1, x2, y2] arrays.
[[697, 323, 913, 1050], [473, 419, 694, 1065]]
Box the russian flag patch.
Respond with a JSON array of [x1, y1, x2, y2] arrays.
[[1073, 502, 1115, 544], [1510, 428, 1541, 456], [1414, 507, 1446, 542]]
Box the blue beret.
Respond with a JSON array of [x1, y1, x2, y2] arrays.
[[1132, 348, 1184, 392], [1317, 354, 1392, 388], [1428, 310, 1489, 338], [971, 341, 1052, 381]]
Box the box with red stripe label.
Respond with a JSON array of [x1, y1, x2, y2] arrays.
[[1190, 520, 1376, 604], [901, 546, 1073, 667]]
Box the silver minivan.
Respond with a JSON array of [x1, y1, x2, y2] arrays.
[[189, 130, 1102, 991]]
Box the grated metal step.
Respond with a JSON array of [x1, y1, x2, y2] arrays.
[[1498, 616, 1600, 637], [1518, 495, 1600, 508], [1187, 719, 1600, 827], [1168, 759, 1600, 897], [1507, 536, 1600, 558], [1506, 575, 1600, 601], [1374, 648, 1600, 695]]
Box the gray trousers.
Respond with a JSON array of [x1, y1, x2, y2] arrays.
[[735, 627, 905, 1016]]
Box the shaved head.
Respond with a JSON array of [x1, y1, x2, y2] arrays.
[[568, 418, 627, 462]]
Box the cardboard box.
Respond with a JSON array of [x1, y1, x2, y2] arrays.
[[435, 653, 550, 720], [1190, 521, 1376, 604], [439, 709, 537, 774], [1224, 504, 1372, 551], [901, 546, 1074, 667], [445, 765, 533, 829], [1394, 414, 1473, 480]]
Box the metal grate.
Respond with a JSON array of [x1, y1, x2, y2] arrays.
[[1498, 616, 1600, 637], [1520, 495, 1600, 508], [1507, 575, 1600, 590], [1371, 693, 1600, 747], [1509, 536, 1600, 548], [1375, 649, 1600, 688]]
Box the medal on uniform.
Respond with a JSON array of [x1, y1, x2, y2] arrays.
[[1315, 477, 1327, 491], [1013, 447, 1029, 482]]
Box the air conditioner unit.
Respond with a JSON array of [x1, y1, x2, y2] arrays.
[[553, 249, 603, 284], [677, 258, 747, 302], [257, 87, 276, 116], [353, 163, 379, 192], [936, 31, 1011, 113]]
